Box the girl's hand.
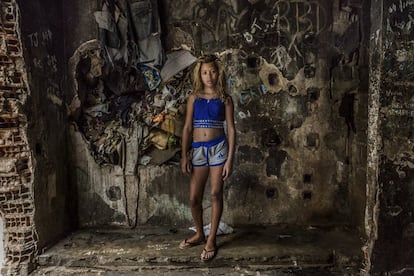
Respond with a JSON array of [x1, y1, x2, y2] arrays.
[[222, 160, 233, 180], [181, 158, 192, 175]]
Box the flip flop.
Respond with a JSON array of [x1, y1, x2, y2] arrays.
[[200, 247, 217, 261], [179, 238, 204, 249]]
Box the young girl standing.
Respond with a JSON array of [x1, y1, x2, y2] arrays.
[[179, 54, 236, 261]]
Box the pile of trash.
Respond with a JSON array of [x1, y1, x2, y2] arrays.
[[71, 47, 198, 166], [69, 0, 198, 166]]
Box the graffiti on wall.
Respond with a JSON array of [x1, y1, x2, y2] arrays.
[[163, 0, 365, 132], [377, 0, 414, 245], [26, 28, 64, 107], [169, 0, 328, 69], [385, 0, 414, 81], [69, 0, 366, 169]]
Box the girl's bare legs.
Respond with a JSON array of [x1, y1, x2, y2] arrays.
[[187, 166, 209, 243], [202, 164, 224, 258]]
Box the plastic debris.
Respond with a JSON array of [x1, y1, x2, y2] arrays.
[[139, 155, 152, 165], [189, 221, 234, 236], [161, 50, 197, 82]]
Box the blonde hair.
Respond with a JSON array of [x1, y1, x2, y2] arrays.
[[192, 54, 227, 101]]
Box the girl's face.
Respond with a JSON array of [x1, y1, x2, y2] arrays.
[[200, 62, 218, 88]]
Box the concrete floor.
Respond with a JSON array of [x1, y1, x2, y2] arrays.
[[31, 224, 363, 275]]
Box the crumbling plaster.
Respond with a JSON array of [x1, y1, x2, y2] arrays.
[[0, 1, 38, 275]]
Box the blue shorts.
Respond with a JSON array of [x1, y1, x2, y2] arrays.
[[192, 135, 228, 167]]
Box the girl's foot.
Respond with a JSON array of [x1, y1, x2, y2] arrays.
[[200, 245, 217, 261], [179, 235, 205, 249]]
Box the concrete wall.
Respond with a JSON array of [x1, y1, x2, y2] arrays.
[[63, 0, 370, 229], [369, 0, 414, 273], [17, 0, 74, 249], [138, 0, 369, 227]]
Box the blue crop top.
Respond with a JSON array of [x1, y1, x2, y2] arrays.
[[193, 97, 225, 129]]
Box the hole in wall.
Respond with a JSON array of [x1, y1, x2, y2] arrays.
[[261, 128, 282, 147], [265, 188, 278, 199], [106, 186, 122, 201], [35, 143, 42, 155], [304, 64, 316, 78], [289, 117, 303, 130], [307, 87, 320, 102], [246, 56, 260, 69], [303, 174, 312, 183], [339, 93, 356, 133], [306, 133, 319, 148], [303, 191, 312, 200], [5, 13, 15, 22], [288, 84, 298, 94], [266, 150, 287, 177], [268, 73, 279, 86]]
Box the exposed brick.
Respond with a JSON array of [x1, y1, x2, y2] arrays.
[[0, 0, 37, 271]]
